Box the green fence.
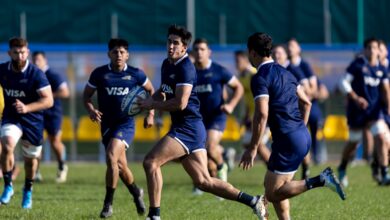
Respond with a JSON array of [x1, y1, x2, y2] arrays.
[[1, 0, 389, 44]]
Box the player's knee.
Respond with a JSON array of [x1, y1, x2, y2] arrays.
[[143, 156, 159, 172], [105, 151, 118, 166], [265, 191, 278, 203], [194, 176, 212, 191]]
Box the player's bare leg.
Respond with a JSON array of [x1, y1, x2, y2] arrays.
[[182, 150, 267, 218], [24, 157, 38, 183], [264, 167, 345, 219], [182, 150, 239, 199], [273, 199, 290, 220], [48, 132, 68, 183], [1, 136, 17, 173], [100, 138, 123, 218], [363, 128, 374, 162], [21, 147, 40, 209], [0, 136, 17, 204], [371, 121, 390, 185], [337, 138, 359, 187], [143, 136, 187, 218], [301, 153, 311, 180], [118, 147, 146, 215], [206, 130, 227, 180]]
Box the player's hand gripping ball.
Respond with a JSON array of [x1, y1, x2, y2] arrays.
[[121, 86, 150, 116]]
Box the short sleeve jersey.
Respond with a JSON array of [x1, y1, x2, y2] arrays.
[[0, 60, 50, 125], [196, 61, 234, 119], [87, 64, 148, 127], [160, 54, 202, 125], [44, 68, 67, 116], [346, 56, 388, 117], [251, 60, 305, 135]]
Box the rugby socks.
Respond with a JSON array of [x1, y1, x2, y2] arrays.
[[58, 161, 65, 171], [3, 171, 13, 186], [237, 192, 257, 207], [126, 182, 141, 197], [24, 178, 34, 191], [338, 159, 348, 171], [104, 187, 116, 205], [305, 175, 325, 190], [380, 166, 389, 180], [148, 207, 160, 217]]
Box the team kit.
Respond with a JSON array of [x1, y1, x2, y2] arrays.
[[5, 24, 390, 219]]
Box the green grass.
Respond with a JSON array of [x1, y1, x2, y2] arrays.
[[1, 162, 389, 219]]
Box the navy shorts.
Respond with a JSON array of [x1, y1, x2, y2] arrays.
[[168, 120, 206, 154], [44, 112, 62, 136], [101, 121, 135, 149], [203, 114, 227, 132], [268, 127, 311, 174], [1, 118, 44, 146]]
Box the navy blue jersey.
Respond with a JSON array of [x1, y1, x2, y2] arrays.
[[251, 60, 305, 135], [286, 64, 306, 83], [196, 61, 233, 119], [88, 64, 148, 128], [346, 57, 387, 121], [382, 60, 390, 125], [44, 67, 66, 117], [160, 54, 202, 125], [0, 60, 50, 125], [292, 58, 315, 79]]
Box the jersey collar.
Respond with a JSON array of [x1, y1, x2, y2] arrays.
[[257, 59, 274, 71], [174, 53, 188, 65], [108, 63, 128, 72], [8, 59, 29, 73]]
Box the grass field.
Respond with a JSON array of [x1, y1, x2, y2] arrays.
[[0, 162, 389, 220]]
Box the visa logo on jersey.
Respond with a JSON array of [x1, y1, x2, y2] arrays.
[[195, 84, 212, 93], [4, 89, 26, 97], [364, 76, 380, 87], [105, 87, 129, 95], [161, 84, 173, 94]]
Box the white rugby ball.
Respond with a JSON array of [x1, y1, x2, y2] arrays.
[[121, 86, 149, 116]]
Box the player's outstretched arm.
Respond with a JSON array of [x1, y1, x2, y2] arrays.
[[83, 85, 102, 122], [239, 97, 268, 170], [15, 86, 54, 114], [222, 77, 244, 114], [297, 85, 312, 125]]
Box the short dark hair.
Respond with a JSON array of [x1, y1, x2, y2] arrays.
[[9, 37, 28, 49], [108, 38, 129, 51], [193, 38, 209, 47], [247, 32, 273, 57], [32, 51, 46, 58], [363, 37, 378, 49], [234, 50, 248, 58], [167, 25, 192, 46]]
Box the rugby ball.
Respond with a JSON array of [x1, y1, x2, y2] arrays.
[[121, 86, 149, 116]]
